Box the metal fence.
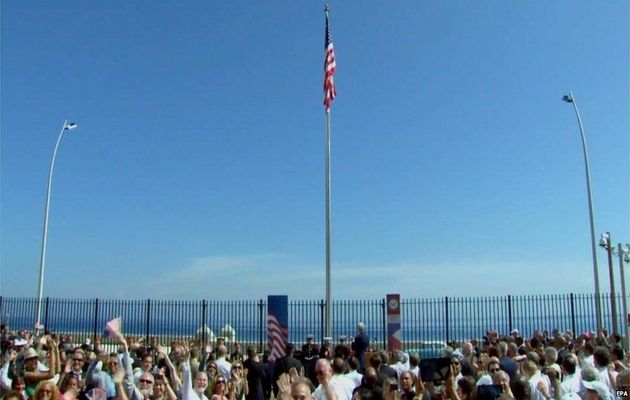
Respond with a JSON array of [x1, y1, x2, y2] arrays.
[[0, 293, 626, 351]]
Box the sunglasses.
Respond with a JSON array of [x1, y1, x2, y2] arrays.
[[489, 368, 500, 373], [216, 380, 226, 384]]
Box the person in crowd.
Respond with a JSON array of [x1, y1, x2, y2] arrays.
[[58, 374, 79, 400], [407, 354, 419, 380], [24, 338, 58, 399], [389, 352, 408, 378], [352, 368, 382, 400], [477, 356, 500, 387], [398, 371, 415, 400], [151, 373, 177, 400], [32, 381, 61, 400], [351, 324, 369, 373], [458, 342, 478, 378], [242, 346, 267, 400], [455, 376, 475, 400], [181, 342, 210, 400], [450, 357, 463, 384], [592, 347, 617, 397], [230, 344, 244, 364], [488, 369, 513, 399], [210, 375, 228, 400], [333, 338, 351, 361], [344, 357, 362, 389], [226, 361, 248, 400], [215, 347, 232, 381], [274, 344, 304, 396], [134, 354, 155, 383], [313, 358, 351, 400], [330, 358, 355, 400], [301, 335, 319, 385], [498, 341, 517, 380], [370, 353, 397, 387], [2, 390, 23, 400]]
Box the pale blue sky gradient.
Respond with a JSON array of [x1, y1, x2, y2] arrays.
[[1, 1, 628, 300]]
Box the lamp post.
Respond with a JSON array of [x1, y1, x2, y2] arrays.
[[599, 232, 618, 335], [562, 92, 603, 329], [616, 243, 630, 352], [35, 120, 78, 332]]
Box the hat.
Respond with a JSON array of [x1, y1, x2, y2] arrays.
[[323, 337, 332, 344], [338, 335, 347, 342], [24, 348, 39, 360], [582, 380, 613, 400], [510, 329, 519, 335], [13, 338, 28, 347], [306, 334, 314, 340]]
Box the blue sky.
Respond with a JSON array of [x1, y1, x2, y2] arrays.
[[1, 1, 628, 301]]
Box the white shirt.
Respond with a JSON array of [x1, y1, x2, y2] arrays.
[[215, 357, 232, 380], [344, 370, 363, 388], [559, 373, 581, 397], [314, 375, 355, 400]]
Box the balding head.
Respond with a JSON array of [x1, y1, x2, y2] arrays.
[[315, 358, 332, 384], [290, 381, 313, 400]]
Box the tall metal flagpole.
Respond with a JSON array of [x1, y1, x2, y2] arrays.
[[323, 4, 334, 338], [562, 92, 603, 329], [325, 106, 332, 339], [35, 120, 77, 332]]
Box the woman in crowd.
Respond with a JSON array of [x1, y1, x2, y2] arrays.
[[32, 381, 61, 400], [210, 376, 228, 400], [227, 362, 248, 400], [23, 337, 58, 399]]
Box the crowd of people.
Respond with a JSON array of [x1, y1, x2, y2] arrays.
[[0, 323, 628, 400]]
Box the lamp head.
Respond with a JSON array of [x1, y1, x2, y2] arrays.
[[64, 122, 78, 130], [562, 95, 573, 103], [599, 233, 609, 249]]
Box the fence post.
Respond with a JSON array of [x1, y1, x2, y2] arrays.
[[445, 297, 449, 343], [92, 298, 99, 339], [44, 297, 50, 329], [508, 295, 513, 333], [258, 299, 264, 352], [569, 293, 576, 335], [319, 300, 325, 343], [145, 299, 151, 343], [201, 300, 208, 348], [381, 298, 387, 350]]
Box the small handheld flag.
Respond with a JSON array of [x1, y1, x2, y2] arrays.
[[103, 317, 122, 338]]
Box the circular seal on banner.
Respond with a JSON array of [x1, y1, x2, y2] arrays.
[[388, 298, 399, 310]]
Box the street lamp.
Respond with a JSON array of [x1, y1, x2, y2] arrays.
[[599, 232, 618, 335], [562, 92, 603, 329], [35, 120, 78, 332]]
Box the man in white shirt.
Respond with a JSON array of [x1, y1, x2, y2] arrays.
[[344, 357, 362, 389], [215, 345, 232, 380], [313, 358, 351, 400]]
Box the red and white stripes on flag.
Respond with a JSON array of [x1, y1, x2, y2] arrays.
[[267, 314, 288, 363], [323, 8, 336, 113], [267, 295, 288, 365]]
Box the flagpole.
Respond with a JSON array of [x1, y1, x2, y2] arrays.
[[35, 120, 76, 332], [323, 3, 335, 339], [325, 109, 332, 339]]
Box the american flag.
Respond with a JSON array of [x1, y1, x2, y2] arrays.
[[323, 6, 336, 113], [267, 296, 288, 365]]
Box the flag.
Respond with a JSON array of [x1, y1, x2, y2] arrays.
[[323, 7, 336, 113], [267, 296, 288, 365], [103, 317, 122, 338]]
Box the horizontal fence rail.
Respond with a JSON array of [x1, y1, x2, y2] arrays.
[[0, 293, 626, 352]]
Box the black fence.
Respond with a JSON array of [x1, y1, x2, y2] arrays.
[[0, 293, 626, 351]]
